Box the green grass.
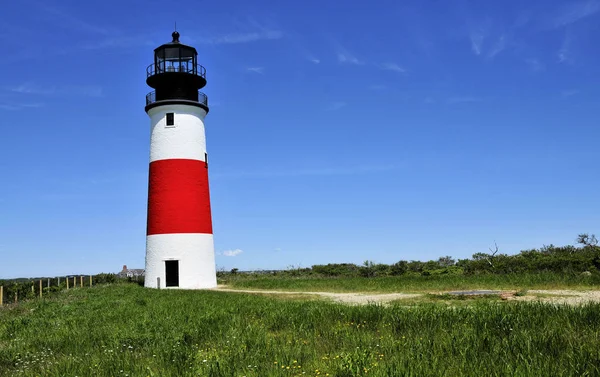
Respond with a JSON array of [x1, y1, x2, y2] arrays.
[[221, 272, 598, 293], [390, 293, 503, 307], [1, 284, 600, 376], [425, 293, 501, 301]]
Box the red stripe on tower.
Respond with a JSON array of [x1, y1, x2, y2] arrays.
[[147, 159, 213, 235]]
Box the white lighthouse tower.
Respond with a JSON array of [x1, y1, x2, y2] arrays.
[[143, 31, 217, 289]]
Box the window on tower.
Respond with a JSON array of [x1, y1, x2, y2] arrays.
[[166, 113, 174, 126]]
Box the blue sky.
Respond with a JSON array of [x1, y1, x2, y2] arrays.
[[1, 0, 599, 278]]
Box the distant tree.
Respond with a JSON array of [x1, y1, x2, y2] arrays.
[[577, 234, 598, 249], [230, 268, 239, 274], [390, 261, 408, 276], [472, 242, 500, 268], [373, 263, 391, 277], [361, 260, 376, 278], [539, 244, 556, 254], [286, 265, 311, 276], [312, 263, 360, 276], [407, 260, 424, 273], [437, 256, 455, 267], [423, 260, 440, 271], [471, 253, 488, 261]]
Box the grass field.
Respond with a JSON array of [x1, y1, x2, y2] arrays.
[[220, 272, 599, 293], [1, 283, 600, 376]]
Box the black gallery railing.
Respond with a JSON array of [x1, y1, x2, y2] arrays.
[[146, 91, 208, 106], [146, 62, 207, 78]]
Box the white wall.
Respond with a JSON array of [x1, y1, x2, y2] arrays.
[[147, 105, 208, 162], [145, 233, 217, 289]]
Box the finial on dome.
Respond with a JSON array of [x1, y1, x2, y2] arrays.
[[172, 31, 180, 43]]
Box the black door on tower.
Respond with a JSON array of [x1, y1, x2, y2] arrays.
[[165, 260, 179, 287]]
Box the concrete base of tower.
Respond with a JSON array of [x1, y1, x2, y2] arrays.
[[144, 233, 217, 289]]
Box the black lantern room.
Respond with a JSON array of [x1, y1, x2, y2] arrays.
[[145, 31, 208, 113]]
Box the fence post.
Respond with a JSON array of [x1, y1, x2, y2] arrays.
[[89, 275, 92, 287], [58, 277, 60, 286], [15, 291, 17, 304], [66, 277, 69, 290], [31, 283, 34, 293], [39, 280, 42, 298], [80, 276, 83, 288], [0, 286, 3, 306], [47, 278, 50, 290], [73, 276, 76, 288], [157, 277, 160, 289]]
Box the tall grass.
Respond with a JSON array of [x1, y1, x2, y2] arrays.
[[1, 284, 599, 376], [221, 272, 599, 293]]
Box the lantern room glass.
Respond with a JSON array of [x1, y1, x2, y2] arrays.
[[154, 45, 197, 74]]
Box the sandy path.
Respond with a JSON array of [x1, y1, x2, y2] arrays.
[[212, 287, 600, 306], [212, 287, 421, 305], [511, 290, 600, 305]]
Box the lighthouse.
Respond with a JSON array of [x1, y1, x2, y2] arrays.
[[143, 31, 217, 289]]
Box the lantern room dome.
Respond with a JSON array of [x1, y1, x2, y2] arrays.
[[153, 31, 197, 58], [145, 31, 208, 113], [146, 31, 206, 90]]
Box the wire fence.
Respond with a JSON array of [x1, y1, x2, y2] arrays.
[[0, 274, 144, 306]]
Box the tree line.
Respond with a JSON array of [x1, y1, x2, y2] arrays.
[[228, 233, 600, 278]]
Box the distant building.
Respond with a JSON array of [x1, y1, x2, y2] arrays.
[[119, 265, 145, 278]]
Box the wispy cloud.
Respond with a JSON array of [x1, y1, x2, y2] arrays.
[[297, 45, 320, 64], [553, 0, 600, 28], [197, 30, 283, 45], [488, 35, 506, 58], [326, 101, 347, 111], [334, 42, 364, 65], [470, 31, 486, 55], [38, 3, 111, 35], [213, 164, 396, 180], [337, 52, 363, 65], [72, 86, 103, 97], [562, 89, 580, 97], [81, 35, 155, 50], [468, 18, 510, 60], [446, 96, 483, 104], [246, 67, 265, 74], [190, 17, 286, 45], [378, 62, 406, 73], [558, 32, 573, 64], [222, 249, 244, 257], [8, 83, 103, 97], [525, 58, 545, 72], [0, 102, 44, 111], [9, 83, 55, 95], [328, 36, 365, 65]]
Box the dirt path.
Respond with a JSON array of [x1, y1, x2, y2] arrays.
[[212, 287, 421, 305], [212, 287, 600, 306], [511, 290, 600, 305]]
